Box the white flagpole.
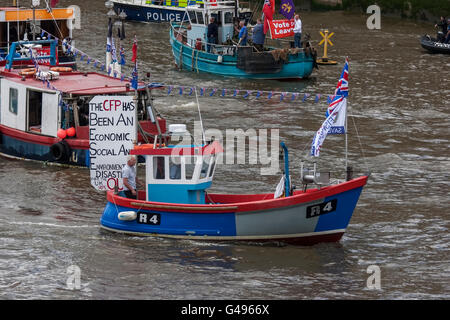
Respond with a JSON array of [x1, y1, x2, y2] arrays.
[[345, 57, 349, 177], [345, 99, 348, 174], [194, 87, 206, 145]]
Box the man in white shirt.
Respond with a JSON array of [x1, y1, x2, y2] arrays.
[[293, 14, 302, 48], [122, 155, 141, 199]]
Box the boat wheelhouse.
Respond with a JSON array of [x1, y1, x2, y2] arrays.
[[111, 0, 251, 23], [0, 5, 77, 69], [0, 40, 166, 167], [169, 1, 316, 79]]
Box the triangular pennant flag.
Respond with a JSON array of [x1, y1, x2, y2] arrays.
[[302, 93, 309, 102]]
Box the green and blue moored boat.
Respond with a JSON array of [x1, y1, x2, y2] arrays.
[[169, 1, 316, 79]]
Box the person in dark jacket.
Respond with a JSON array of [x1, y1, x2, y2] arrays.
[[207, 17, 218, 53], [435, 16, 448, 42], [445, 19, 450, 44], [252, 19, 265, 51]]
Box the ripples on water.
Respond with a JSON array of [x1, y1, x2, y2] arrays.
[[0, 1, 449, 299]]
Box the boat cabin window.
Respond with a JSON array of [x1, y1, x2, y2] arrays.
[[224, 12, 233, 24], [9, 88, 18, 115], [188, 11, 197, 24], [153, 156, 166, 179], [27, 90, 43, 132], [185, 156, 196, 180], [200, 155, 211, 179], [169, 156, 181, 180], [196, 12, 204, 25], [211, 12, 221, 25]]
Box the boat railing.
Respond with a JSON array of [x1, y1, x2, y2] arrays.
[[171, 23, 250, 54], [117, 0, 251, 10], [116, 0, 204, 7], [171, 22, 306, 56], [4, 40, 58, 70]]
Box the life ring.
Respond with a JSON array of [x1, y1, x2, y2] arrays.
[[50, 67, 73, 72], [50, 140, 71, 162], [19, 68, 36, 76]]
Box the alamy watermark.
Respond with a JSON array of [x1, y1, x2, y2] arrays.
[[170, 121, 281, 176], [366, 265, 381, 290], [66, 265, 81, 290], [366, 5, 381, 30], [67, 5, 82, 31]]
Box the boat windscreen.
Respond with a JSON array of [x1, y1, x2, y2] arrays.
[[196, 12, 204, 25], [188, 11, 197, 24]]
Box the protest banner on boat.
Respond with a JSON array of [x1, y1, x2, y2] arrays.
[[89, 95, 136, 191], [269, 19, 295, 39]]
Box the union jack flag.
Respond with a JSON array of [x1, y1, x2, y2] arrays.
[[334, 57, 349, 97], [326, 57, 349, 117]]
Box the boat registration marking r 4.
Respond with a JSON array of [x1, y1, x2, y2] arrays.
[[137, 212, 161, 225], [306, 199, 338, 219]]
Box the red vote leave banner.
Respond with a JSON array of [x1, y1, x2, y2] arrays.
[[269, 19, 295, 39]]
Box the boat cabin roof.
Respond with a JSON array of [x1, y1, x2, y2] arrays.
[[0, 7, 74, 22], [0, 67, 149, 95], [187, 1, 236, 13]]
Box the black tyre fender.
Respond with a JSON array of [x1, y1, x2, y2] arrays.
[[50, 140, 71, 162]]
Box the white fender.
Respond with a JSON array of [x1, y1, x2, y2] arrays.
[[118, 211, 137, 221]]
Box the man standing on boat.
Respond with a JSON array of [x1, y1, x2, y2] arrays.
[[435, 16, 448, 42], [252, 19, 265, 51], [293, 14, 302, 48], [445, 19, 450, 44], [238, 20, 248, 46], [207, 17, 218, 53], [122, 155, 141, 199]]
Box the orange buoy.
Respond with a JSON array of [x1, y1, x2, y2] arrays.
[[66, 127, 76, 137], [19, 68, 36, 76], [50, 67, 73, 72], [57, 128, 67, 139]]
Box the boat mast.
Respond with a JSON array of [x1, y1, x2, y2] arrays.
[[32, 0, 40, 41], [345, 102, 348, 175]]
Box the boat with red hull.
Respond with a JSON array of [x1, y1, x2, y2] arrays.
[[100, 138, 368, 246], [102, 172, 368, 246]]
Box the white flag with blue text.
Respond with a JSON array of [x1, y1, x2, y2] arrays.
[[310, 96, 347, 157]]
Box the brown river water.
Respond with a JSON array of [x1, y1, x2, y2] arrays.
[[0, 0, 449, 299]]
